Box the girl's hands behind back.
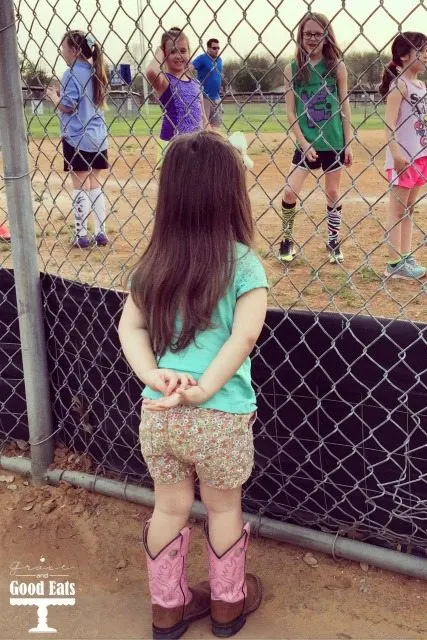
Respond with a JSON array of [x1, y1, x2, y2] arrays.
[[144, 368, 197, 396], [142, 384, 209, 411]]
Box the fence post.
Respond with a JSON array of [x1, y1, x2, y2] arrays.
[[0, 0, 53, 484]]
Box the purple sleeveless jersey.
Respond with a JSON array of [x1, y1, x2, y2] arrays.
[[159, 73, 203, 141]]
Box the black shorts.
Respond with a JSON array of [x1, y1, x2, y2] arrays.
[[62, 139, 109, 172], [292, 148, 345, 173]]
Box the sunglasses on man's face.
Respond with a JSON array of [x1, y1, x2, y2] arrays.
[[210, 46, 220, 50]]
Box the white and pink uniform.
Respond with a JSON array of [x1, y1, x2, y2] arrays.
[[386, 77, 427, 188]]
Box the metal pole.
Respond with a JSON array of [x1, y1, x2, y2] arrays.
[[0, 0, 53, 485], [137, 0, 150, 116], [2, 456, 427, 582]]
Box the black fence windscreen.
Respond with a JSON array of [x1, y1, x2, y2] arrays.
[[2, 271, 425, 553]]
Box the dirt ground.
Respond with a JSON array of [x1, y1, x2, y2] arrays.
[[1, 130, 426, 321], [0, 464, 426, 640]]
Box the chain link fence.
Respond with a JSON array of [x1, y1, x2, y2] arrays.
[[1, 0, 427, 572]]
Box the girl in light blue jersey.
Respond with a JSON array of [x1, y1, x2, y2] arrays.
[[47, 31, 109, 248], [119, 131, 267, 639]]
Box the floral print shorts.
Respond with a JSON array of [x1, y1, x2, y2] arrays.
[[139, 406, 255, 489]]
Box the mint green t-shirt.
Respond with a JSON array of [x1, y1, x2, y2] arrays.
[[142, 243, 268, 413]]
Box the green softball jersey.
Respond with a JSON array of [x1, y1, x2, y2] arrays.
[[290, 59, 345, 151]]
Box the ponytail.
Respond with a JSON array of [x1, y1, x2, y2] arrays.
[[378, 60, 398, 97], [91, 43, 108, 108], [379, 32, 427, 97], [62, 30, 107, 108]]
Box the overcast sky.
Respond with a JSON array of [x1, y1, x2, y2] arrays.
[[16, 0, 427, 74]]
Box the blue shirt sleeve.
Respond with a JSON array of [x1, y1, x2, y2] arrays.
[[59, 70, 80, 109], [192, 55, 204, 71], [235, 247, 269, 298]]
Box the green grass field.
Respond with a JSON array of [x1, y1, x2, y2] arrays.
[[25, 103, 385, 139]]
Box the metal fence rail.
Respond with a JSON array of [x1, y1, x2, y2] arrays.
[[1, 0, 427, 577]]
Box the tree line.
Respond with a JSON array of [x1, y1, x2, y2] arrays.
[[20, 50, 391, 96], [221, 51, 391, 93]]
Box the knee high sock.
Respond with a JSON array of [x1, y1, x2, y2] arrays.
[[281, 200, 297, 241], [327, 204, 342, 245], [72, 189, 90, 237], [89, 188, 107, 235]]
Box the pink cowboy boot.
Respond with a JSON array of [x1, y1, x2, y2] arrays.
[[206, 522, 263, 637], [143, 522, 210, 639]]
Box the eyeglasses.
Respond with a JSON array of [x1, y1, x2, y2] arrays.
[[210, 46, 220, 50], [303, 32, 325, 41]]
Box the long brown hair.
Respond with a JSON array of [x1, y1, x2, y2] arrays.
[[62, 30, 107, 107], [294, 12, 342, 84], [131, 131, 254, 356], [378, 31, 427, 97]]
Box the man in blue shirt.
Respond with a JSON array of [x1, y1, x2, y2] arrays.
[[193, 38, 223, 129]]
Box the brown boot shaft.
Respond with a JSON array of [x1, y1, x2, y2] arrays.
[[143, 522, 210, 639], [206, 522, 263, 637]]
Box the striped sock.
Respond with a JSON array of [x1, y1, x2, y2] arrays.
[[327, 204, 342, 246], [281, 200, 297, 241]]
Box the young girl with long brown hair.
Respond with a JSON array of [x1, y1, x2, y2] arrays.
[[119, 131, 267, 639], [47, 31, 109, 248], [379, 31, 427, 279], [280, 12, 352, 264]]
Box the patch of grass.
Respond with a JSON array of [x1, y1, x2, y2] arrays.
[[303, 287, 318, 297], [322, 274, 353, 296], [337, 286, 360, 304], [330, 270, 346, 279], [292, 255, 308, 267], [90, 253, 104, 263], [322, 280, 362, 306], [356, 265, 382, 283]]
